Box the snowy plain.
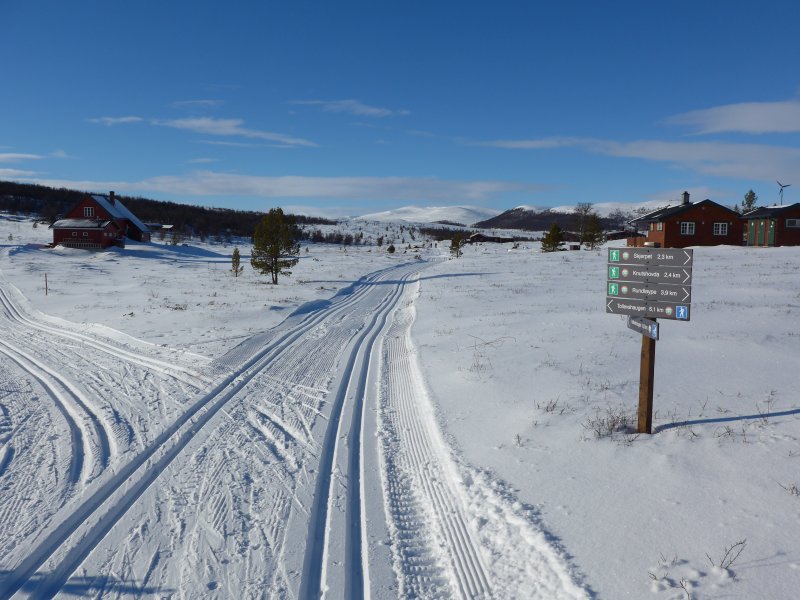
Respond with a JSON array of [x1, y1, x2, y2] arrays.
[[0, 213, 799, 599]]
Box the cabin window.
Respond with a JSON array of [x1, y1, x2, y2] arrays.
[[713, 222, 728, 236], [82, 232, 89, 237], [787, 219, 800, 228], [71, 231, 77, 236], [680, 222, 695, 235], [84, 206, 94, 218], [656, 222, 663, 231], [649, 223, 654, 231]]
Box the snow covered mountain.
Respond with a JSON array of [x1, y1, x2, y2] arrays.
[[356, 205, 501, 226]]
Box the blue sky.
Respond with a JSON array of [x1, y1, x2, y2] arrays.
[[3, 1, 800, 216]]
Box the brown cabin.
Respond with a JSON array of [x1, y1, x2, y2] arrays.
[[627, 192, 743, 248], [742, 203, 800, 246]]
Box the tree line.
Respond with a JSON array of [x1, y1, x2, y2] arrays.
[[0, 180, 335, 239]]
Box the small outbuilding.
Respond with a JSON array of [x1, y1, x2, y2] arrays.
[[50, 218, 124, 249], [627, 192, 743, 248], [741, 203, 800, 247]]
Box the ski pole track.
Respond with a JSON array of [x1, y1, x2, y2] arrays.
[[299, 266, 420, 600], [0, 285, 210, 390], [0, 260, 424, 599]]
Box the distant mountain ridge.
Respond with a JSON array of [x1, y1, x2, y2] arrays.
[[356, 205, 500, 226]]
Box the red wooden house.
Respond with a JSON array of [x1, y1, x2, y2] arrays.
[[742, 203, 800, 246], [51, 191, 151, 248], [627, 192, 743, 248]]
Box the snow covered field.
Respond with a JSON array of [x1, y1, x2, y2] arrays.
[[1, 213, 799, 599]]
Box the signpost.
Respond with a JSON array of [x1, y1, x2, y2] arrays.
[[606, 247, 694, 433], [627, 316, 659, 340]]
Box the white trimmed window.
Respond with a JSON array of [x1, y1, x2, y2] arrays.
[[84, 206, 94, 217], [713, 222, 728, 236], [656, 222, 663, 231], [71, 231, 77, 236], [82, 232, 89, 237], [787, 218, 800, 228], [680, 222, 695, 235]]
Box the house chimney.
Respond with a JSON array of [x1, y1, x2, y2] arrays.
[[682, 191, 690, 205], [109, 190, 116, 205]]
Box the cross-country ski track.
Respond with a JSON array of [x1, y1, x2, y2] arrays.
[[0, 259, 589, 599]]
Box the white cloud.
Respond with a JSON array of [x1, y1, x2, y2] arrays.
[[290, 99, 410, 118], [87, 116, 144, 126], [0, 168, 38, 178], [18, 171, 542, 202], [665, 100, 800, 134], [186, 157, 218, 164], [479, 136, 800, 182], [476, 137, 583, 149], [153, 117, 317, 147], [0, 153, 44, 163]]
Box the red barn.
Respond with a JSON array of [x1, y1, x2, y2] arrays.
[[628, 192, 743, 248], [51, 191, 151, 248], [742, 203, 800, 246]]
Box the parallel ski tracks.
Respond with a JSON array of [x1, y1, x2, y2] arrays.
[[0, 260, 424, 600], [298, 266, 418, 600], [0, 285, 210, 390], [0, 338, 111, 486]]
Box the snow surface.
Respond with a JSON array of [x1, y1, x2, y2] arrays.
[[0, 213, 799, 599]]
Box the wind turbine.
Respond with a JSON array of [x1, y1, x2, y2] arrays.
[[777, 180, 791, 205]]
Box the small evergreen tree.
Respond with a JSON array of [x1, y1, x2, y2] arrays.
[[387, 243, 396, 254], [743, 189, 758, 212], [251, 207, 300, 284], [231, 247, 244, 277], [583, 214, 604, 249], [450, 233, 464, 258], [541, 223, 564, 252]]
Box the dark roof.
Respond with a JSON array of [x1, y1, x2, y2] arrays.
[[741, 203, 800, 219], [629, 199, 738, 224]]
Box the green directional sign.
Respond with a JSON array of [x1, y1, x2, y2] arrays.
[[608, 282, 619, 296], [608, 266, 620, 279], [609, 249, 621, 262]]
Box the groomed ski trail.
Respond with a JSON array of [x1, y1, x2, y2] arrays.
[[376, 280, 591, 600]]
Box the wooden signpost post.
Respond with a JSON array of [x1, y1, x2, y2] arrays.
[[606, 248, 693, 433]]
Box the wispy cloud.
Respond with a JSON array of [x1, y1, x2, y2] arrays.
[[665, 100, 800, 134], [479, 136, 800, 182], [186, 157, 218, 164], [87, 116, 144, 126], [0, 168, 38, 178], [290, 99, 410, 117], [0, 153, 44, 163], [51, 149, 75, 159], [19, 171, 542, 202], [153, 117, 317, 147], [171, 99, 224, 109]]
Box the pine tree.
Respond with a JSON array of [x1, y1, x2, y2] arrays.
[[583, 214, 604, 249], [231, 247, 244, 277], [742, 189, 758, 212], [450, 233, 464, 258], [250, 208, 300, 284], [541, 223, 564, 252]]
